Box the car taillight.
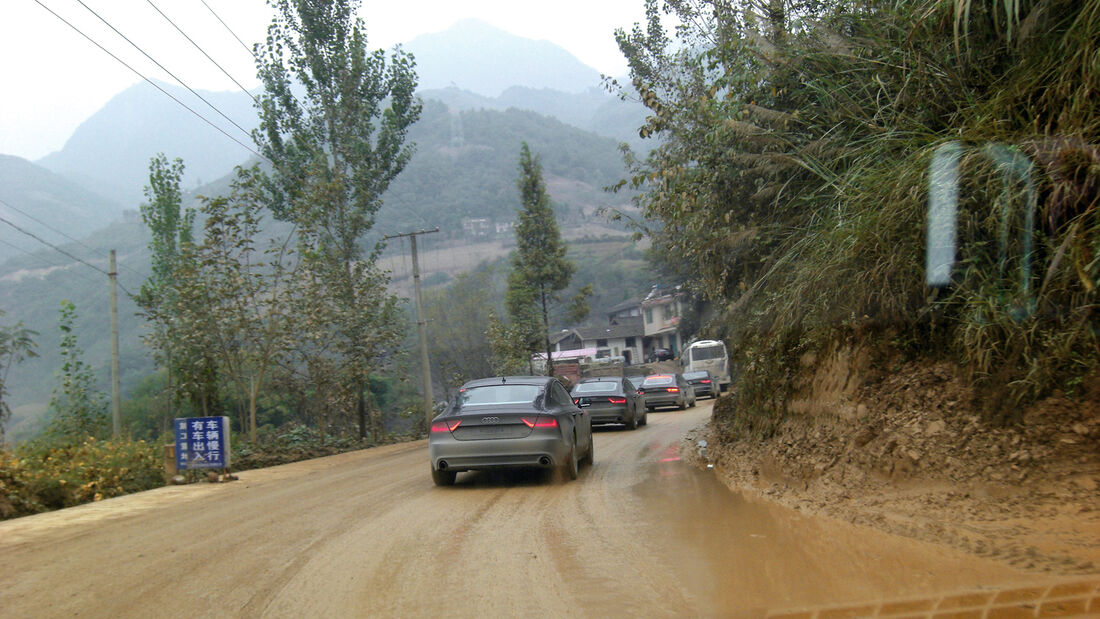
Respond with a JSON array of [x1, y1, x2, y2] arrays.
[[608, 397, 626, 404], [573, 398, 579, 405], [701, 379, 711, 383], [522, 416, 558, 428], [666, 387, 679, 393], [431, 419, 461, 433], [636, 390, 644, 395]]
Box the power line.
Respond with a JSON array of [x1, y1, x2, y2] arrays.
[[0, 237, 101, 287], [32, 0, 270, 166], [0, 238, 67, 270], [145, 0, 260, 106], [0, 213, 135, 297], [0, 196, 144, 279], [197, 0, 310, 118], [73, 0, 255, 143], [198, 0, 256, 60]]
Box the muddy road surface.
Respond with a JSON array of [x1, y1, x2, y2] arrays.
[[1, 401, 1035, 617]]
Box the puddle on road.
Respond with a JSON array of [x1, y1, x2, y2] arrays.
[[631, 453, 1028, 616]]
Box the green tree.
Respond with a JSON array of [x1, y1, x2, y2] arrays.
[[253, 0, 421, 436], [0, 313, 36, 441], [44, 301, 107, 444], [505, 143, 577, 376], [188, 170, 299, 442], [135, 153, 196, 433]]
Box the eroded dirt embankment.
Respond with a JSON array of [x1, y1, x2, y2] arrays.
[[694, 344, 1100, 576]]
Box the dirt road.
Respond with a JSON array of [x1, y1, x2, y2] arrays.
[[0, 401, 1039, 617]]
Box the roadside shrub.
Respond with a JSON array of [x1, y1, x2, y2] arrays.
[[0, 437, 162, 519]]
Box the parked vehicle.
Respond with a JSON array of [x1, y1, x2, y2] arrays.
[[683, 370, 719, 399], [571, 376, 646, 430], [649, 347, 675, 362], [637, 374, 696, 411], [680, 339, 731, 392], [428, 376, 594, 485]]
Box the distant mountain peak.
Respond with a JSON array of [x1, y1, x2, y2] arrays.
[[406, 20, 601, 97]]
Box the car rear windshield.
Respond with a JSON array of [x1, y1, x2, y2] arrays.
[[683, 371, 709, 380], [455, 385, 540, 408], [690, 345, 725, 361], [574, 382, 617, 393], [642, 376, 675, 387]]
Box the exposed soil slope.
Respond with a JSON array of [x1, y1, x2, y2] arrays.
[[700, 351, 1100, 576]]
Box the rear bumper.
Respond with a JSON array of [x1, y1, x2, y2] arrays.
[[645, 393, 682, 408], [588, 404, 633, 425], [691, 384, 717, 397], [429, 434, 571, 472]]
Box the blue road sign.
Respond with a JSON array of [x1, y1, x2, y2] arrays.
[[174, 416, 231, 470]]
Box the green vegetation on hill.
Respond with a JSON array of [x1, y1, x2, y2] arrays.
[[617, 0, 1099, 427], [377, 101, 631, 238]]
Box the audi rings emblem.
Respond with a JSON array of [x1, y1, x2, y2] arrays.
[[481, 416, 500, 423]]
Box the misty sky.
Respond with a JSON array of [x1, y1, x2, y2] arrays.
[[1, 0, 648, 161]]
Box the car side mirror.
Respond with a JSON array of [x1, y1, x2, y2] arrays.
[[577, 397, 592, 408]]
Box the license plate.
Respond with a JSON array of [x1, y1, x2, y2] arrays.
[[478, 426, 507, 436]]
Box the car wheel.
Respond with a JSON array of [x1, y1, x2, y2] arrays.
[[581, 436, 594, 466], [562, 441, 579, 480], [640, 411, 648, 426], [431, 466, 456, 487], [679, 398, 687, 410], [626, 409, 638, 430]]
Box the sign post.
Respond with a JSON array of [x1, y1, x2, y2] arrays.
[[174, 416, 231, 471]]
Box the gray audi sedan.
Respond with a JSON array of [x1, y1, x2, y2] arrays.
[[428, 376, 594, 486], [570, 376, 646, 429], [637, 373, 696, 411]]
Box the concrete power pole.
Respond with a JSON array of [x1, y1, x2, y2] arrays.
[[109, 250, 121, 437], [383, 228, 440, 429]]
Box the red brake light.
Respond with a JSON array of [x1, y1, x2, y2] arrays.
[[636, 390, 643, 395], [666, 387, 679, 393], [431, 419, 461, 433], [573, 398, 579, 405], [523, 416, 558, 428], [608, 397, 626, 404], [701, 379, 711, 383]]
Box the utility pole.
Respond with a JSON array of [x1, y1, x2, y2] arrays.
[[383, 228, 440, 429], [109, 250, 121, 437]]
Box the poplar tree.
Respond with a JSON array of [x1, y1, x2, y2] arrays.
[[253, 0, 420, 437]]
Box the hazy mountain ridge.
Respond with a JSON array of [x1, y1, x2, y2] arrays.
[[0, 155, 124, 263], [405, 19, 602, 96], [37, 79, 259, 211]]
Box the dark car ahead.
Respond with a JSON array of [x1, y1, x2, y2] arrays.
[[683, 370, 719, 399], [649, 347, 674, 362], [570, 377, 646, 430], [638, 373, 696, 411], [428, 376, 594, 486]]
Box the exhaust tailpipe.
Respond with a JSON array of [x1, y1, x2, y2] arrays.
[[438, 460, 449, 470], [538, 456, 551, 467]]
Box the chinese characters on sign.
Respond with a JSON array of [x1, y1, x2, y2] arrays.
[[174, 416, 231, 470]]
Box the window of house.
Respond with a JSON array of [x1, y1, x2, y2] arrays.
[[645, 308, 653, 323], [596, 338, 607, 347], [625, 337, 635, 347]]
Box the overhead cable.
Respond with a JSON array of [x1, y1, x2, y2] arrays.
[[145, 0, 260, 107], [0, 196, 144, 279], [198, 0, 257, 61], [0, 213, 136, 297], [73, 0, 255, 142], [31, 0, 270, 166]]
